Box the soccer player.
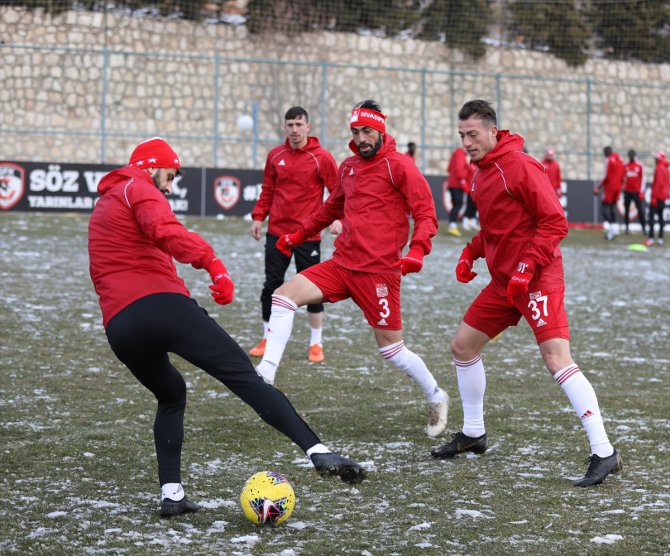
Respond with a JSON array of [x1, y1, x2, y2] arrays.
[[431, 100, 622, 488], [594, 146, 625, 240], [88, 138, 366, 517], [249, 106, 340, 364], [622, 149, 647, 235], [541, 148, 562, 198], [446, 147, 469, 236], [644, 151, 670, 246], [256, 100, 449, 438]]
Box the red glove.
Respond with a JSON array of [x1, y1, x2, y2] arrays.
[[206, 258, 234, 305], [394, 248, 424, 276], [455, 244, 478, 283], [651, 198, 658, 208], [506, 261, 535, 304], [276, 229, 307, 257], [639, 191, 645, 201]]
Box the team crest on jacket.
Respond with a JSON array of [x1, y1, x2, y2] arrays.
[[0, 163, 25, 211], [375, 283, 388, 298], [213, 175, 241, 210]]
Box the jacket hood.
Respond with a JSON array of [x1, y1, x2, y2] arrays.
[[97, 165, 149, 195], [348, 133, 398, 158], [476, 130, 525, 167]]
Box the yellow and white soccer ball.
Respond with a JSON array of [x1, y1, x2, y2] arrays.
[[239, 471, 296, 526]]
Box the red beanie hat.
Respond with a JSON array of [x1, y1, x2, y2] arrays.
[[129, 137, 180, 169]]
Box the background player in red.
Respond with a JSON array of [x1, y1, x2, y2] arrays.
[[255, 99, 449, 438], [645, 151, 670, 246], [461, 158, 479, 230], [446, 147, 469, 236], [431, 100, 621, 488], [622, 149, 647, 236], [89, 138, 366, 517], [250, 106, 340, 364], [594, 146, 625, 240], [541, 148, 562, 198]]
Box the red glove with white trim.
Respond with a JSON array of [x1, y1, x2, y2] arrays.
[[394, 247, 424, 275], [206, 258, 234, 305], [276, 229, 307, 257], [455, 244, 478, 283], [506, 260, 535, 304]]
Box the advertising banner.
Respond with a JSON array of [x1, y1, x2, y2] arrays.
[[4, 160, 653, 227]]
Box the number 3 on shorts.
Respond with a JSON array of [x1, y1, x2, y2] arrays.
[[528, 294, 548, 322], [378, 298, 390, 319]]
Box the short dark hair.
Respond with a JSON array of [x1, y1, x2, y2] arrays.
[[628, 149, 636, 158], [458, 100, 497, 127], [354, 99, 383, 113], [407, 142, 416, 149], [604, 146, 612, 157], [285, 106, 309, 122]]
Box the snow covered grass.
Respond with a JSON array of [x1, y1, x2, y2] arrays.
[[1, 213, 669, 554]]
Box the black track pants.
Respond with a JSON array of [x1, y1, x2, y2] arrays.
[[105, 293, 320, 485]]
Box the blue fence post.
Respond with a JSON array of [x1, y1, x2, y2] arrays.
[[100, 47, 109, 163], [321, 62, 328, 143], [252, 101, 259, 168], [213, 53, 221, 168], [421, 67, 427, 171]]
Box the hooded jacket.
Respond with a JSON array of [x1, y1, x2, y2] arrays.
[[447, 147, 470, 190], [299, 134, 438, 274], [651, 158, 670, 204], [251, 136, 338, 240], [600, 152, 625, 203], [468, 131, 567, 294], [88, 165, 215, 327]]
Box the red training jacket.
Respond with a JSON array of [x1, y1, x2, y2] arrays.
[[651, 159, 670, 203], [251, 136, 338, 241], [541, 158, 562, 195], [447, 147, 470, 190], [89, 165, 215, 328], [299, 134, 438, 274], [600, 152, 625, 203], [623, 161, 645, 194], [468, 131, 567, 295]]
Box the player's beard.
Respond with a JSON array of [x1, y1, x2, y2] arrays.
[[358, 135, 383, 159]]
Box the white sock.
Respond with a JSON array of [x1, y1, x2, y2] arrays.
[[259, 295, 297, 379], [309, 326, 322, 347], [554, 365, 613, 458], [306, 443, 331, 458], [262, 321, 270, 339], [161, 482, 184, 502], [380, 341, 443, 403], [455, 355, 486, 437]]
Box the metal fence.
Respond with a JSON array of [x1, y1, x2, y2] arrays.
[[2, 42, 668, 179]]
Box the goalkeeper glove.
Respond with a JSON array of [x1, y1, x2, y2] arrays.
[[206, 258, 234, 305], [276, 229, 307, 257], [394, 247, 424, 276], [455, 244, 478, 283], [506, 261, 535, 304]]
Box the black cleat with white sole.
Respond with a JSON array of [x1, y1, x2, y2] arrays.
[[160, 497, 201, 518], [431, 431, 488, 459], [310, 452, 367, 484], [575, 449, 622, 487]]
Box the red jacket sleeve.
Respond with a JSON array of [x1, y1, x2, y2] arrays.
[[300, 175, 346, 237], [251, 152, 277, 222], [320, 150, 339, 194], [509, 161, 568, 270], [398, 160, 438, 256], [131, 183, 216, 269]]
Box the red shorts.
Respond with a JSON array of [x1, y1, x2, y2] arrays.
[[300, 259, 402, 330], [602, 189, 621, 205], [464, 283, 570, 344]]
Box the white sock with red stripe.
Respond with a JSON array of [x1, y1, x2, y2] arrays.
[[554, 365, 614, 458], [379, 341, 444, 403], [257, 295, 297, 384], [454, 356, 486, 437]]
